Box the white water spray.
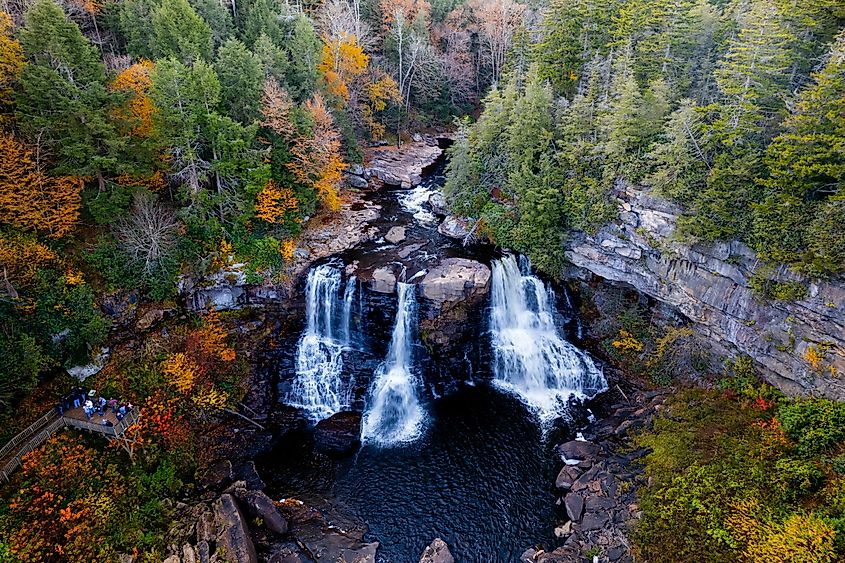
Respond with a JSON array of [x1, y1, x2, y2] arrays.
[[361, 282, 425, 445], [288, 264, 356, 421], [490, 255, 606, 420]]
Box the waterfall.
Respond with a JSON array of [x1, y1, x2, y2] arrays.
[[288, 264, 355, 421], [490, 255, 606, 420], [361, 282, 425, 445]]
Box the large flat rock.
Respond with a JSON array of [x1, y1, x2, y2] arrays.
[[419, 258, 491, 306]]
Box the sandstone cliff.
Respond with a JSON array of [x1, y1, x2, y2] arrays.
[[564, 183, 845, 399]]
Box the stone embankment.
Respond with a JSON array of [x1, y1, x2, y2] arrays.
[[522, 390, 669, 563], [564, 183, 845, 399]]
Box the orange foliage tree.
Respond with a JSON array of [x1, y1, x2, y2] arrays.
[[289, 94, 346, 212], [110, 60, 157, 138], [159, 310, 237, 415], [260, 78, 295, 139], [4, 434, 132, 562], [0, 132, 82, 238], [318, 33, 369, 106], [255, 179, 299, 224], [0, 11, 24, 125]]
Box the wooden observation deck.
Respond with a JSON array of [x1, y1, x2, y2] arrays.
[[0, 406, 141, 484]]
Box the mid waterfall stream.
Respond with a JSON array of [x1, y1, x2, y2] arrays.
[[261, 148, 608, 561], [361, 282, 426, 445]]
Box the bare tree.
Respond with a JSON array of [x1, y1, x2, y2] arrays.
[[320, 0, 373, 50], [116, 194, 180, 276], [470, 0, 525, 84]]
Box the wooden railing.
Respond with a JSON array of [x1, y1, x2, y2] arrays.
[[0, 409, 140, 484]]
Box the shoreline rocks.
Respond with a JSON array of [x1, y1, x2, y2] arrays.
[[419, 538, 455, 563], [351, 138, 443, 189]]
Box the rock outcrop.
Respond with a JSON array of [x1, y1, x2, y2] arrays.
[[355, 139, 443, 189], [213, 493, 259, 563], [564, 183, 845, 399], [419, 258, 491, 307], [314, 411, 362, 455], [419, 538, 455, 563]]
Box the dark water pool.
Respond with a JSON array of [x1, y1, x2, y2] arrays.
[[260, 383, 565, 562]]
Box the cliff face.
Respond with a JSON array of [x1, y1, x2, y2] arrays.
[[564, 183, 845, 399]]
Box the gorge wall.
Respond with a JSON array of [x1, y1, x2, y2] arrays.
[[564, 183, 845, 399]]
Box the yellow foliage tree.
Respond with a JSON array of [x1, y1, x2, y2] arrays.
[[110, 60, 156, 138], [0, 233, 59, 290], [0, 12, 24, 125], [289, 94, 345, 212], [255, 179, 299, 224], [727, 499, 836, 563], [162, 352, 199, 394], [318, 33, 369, 106], [0, 132, 82, 238], [363, 72, 401, 139]]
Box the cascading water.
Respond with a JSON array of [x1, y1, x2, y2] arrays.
[[361, 282, 425, 445], [490, 254, 606, 420], [288, 263, 356, 421]]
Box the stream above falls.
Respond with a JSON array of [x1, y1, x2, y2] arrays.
[[260, 146, 607, 561]]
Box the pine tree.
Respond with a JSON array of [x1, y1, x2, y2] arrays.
[[118, 0, 158, 59], [151, 0, 213, 61], [190, 0, 234, 51], [215, 38, 263, 124], [253, 32, 289, 85], [16, 0, 121, 188], [752, 30, 845, 275]]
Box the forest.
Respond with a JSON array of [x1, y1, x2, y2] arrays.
[[0, 0, 844, 561]]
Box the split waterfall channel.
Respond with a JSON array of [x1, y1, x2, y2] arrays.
[[261, 153, 608, 562]]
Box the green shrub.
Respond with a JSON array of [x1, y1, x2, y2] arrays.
[[778, 398, 845, 457]]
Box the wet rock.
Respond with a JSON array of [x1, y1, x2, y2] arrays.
[[565, 493, 584, 522], [371, 266, 397, 294], [385, 226, 406, 244], [266, 543, 309, 563], [555, 465, 581, 490], [557, 440, 600, 463], [428, 192, 448, 216], [233, 461, 265, 491], [438, 215, 472, 240], [419, 258, 490, 306], [419, 538, 454, 563], [314, 411, 362, 455], [213, 494, 258, 563], [240, 489, 288, 535]]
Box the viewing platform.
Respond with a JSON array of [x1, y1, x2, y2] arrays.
[[0, 405, 140, 484]]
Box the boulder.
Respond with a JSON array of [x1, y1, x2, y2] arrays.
[[371, 266, 397, 294], [419, 258, 490, 306], [232, 461, 265, 491], [557, 440, 600, 463], [314, 411, 362, 455], [580, 511, 610, 531], [428, 192, 448, 216], [385, 226, 406, 244], [346, 174, 369, 189], [419, 538, 454, 563], [438, 215, 472, 240], [555, 465, 581, 490], [213, 494, 258, 563], [554, 521, 572, 538], [240, 490, 288, 535], [136, 307, 166, 331], [564, 493, 584, 522]]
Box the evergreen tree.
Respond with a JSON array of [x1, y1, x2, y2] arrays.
[[151, 0, 213, 61], [753, 30, 845, 275], [283, 12, 321, 101], [15, 0, 122, 188], [190, 0, 235, 51], [254, 32, 289, 85], [118, 0, 158, 59], [215, 38, 263, 124]]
